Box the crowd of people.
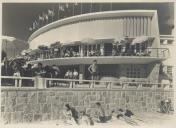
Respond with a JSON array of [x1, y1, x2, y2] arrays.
[[1, 56, 81, 87], [1, 58, 60, 78], [60, 102, 145, 126], [27, 37, 151, 61]]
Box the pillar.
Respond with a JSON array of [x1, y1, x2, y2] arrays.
[[80, 44, 84, 57], [79, 64, 85, 84], [100, 43, 104, 56]]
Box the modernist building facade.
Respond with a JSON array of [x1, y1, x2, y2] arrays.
[[27, 10, 170, 84]]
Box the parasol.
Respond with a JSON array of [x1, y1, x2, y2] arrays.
[[131, 36, 149, 45], [81, 38, 96, 44], [113, 37, 125, 45]]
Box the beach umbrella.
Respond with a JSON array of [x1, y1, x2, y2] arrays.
[[81, 38, 96, 44], [131, 36, 149, 45], [28, 49, 41, 55], [113, 37, 125, 45], [21, 50, 28, 56], [50, 41, 61, 48], [38, 45, 48, 50]]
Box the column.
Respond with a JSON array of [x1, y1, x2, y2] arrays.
[[79, 64, 85, 84], [80, 44, 84, 57], [100, 43, 104, 56]]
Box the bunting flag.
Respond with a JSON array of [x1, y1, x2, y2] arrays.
[[29, 27, 33, 31], [48, 9, 54, 16], [65, 3, 69, 9], [39, 15, 44, 21], [32, 22, 36, 29], [58, 4, 65, 19], [59, 4, 64, 11], [33, 20, 39, 29], [43, 13, 49, 21], [90, 2, 92, 13], [73, 3, 78, 15]]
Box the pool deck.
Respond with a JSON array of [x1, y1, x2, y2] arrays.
[[1, 112, 176, 128]]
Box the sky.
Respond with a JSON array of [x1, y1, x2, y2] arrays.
[[2, 2, 174, 41]]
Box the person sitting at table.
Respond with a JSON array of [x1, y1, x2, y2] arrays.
[[64, 70, 70, 79], [64, 49, 70, 57]]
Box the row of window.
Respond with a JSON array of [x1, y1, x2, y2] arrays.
[[126, 65, 146, 78]]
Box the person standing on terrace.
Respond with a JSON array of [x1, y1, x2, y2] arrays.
[[88, 60, 98, 87], [34, 63, 45, 77]]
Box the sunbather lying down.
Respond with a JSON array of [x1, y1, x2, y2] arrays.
[[115, 108, 146, 126]]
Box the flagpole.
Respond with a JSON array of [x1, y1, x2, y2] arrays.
[[73, 3, 74, 16], [99, 3, 102, 12], [81, 1, 82, 14], [52, 7, 54, 22], [90, 0, 92, 13], [58, 3, 60, 20], [110, 2, 112, 11]]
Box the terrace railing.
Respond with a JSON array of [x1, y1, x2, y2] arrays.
[[28, 47, 169, 61], [1, 76, 173, 90]]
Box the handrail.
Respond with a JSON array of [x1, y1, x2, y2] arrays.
[[160, 35, 174, 40], [27, 47, 169, 62], [1, 76, 173, 90], [1, 76, 35, 80]]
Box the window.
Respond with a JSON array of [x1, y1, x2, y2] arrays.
[[167, 66, 173, 76], [126, 65, 144, 78]]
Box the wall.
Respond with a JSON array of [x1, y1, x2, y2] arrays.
[[1, 88, 174, 124], [147, 63, 160, 83]]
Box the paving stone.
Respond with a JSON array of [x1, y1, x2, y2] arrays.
[[17, 91, 28, 97], [65, 91, 73, 95], [34, 114, 42, 122], [23, 113, 33, 122], [17, 97, 28, 104], [11, 112, 23, 123], [8, 91, 17, 97], [38, 92, 46, 103], [28, 92, 37, 104], [3, 112, 11, 124], [42, 113, 51, 121], [1, 97, 5, 106], [15, 104, 24, 111], [42, 104, 51, 113]]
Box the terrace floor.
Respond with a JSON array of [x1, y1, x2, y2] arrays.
[[1, 112, 176, 128]]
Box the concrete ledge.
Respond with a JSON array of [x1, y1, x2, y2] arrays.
[[1, 87, 174, 92]]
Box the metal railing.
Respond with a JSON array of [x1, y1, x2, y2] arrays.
[[1, 76, 173, 90], [28, 47, 169, 61]]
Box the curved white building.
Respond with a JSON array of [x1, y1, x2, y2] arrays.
[[28, 10, 169, 83]]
